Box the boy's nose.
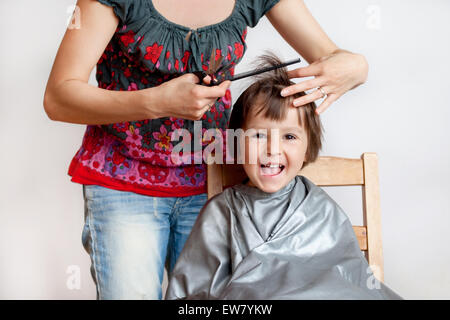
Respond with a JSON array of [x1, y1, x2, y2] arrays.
[[266, 134, 282, 155], [266, 145, 281, 156], [261, 140, 282, 164]]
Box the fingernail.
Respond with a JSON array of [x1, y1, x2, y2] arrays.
[[280, 90, 289, 97], [293, 101, 300, 106]]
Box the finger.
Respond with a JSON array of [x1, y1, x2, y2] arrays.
[[281, 78, 326, 97], [199, 97, 218, 110], [220, 80, 231, 91], [186, 73, 201, 83], [315, 93, 338, 115], [201, 80, 231, 98], [202, 75, 212, 85], [292, 86, 331, 107], [198, 97, 215, 107], [217, 79, 231, 89], [195, 101, 215, 120], [287, 63, 323, 79]]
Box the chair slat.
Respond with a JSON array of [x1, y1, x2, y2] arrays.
[[299, 156, 364, 186], [353, 226, 368, 251]]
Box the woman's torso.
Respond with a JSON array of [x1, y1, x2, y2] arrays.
[[68, 0, 280, 197]]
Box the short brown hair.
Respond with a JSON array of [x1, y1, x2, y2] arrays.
[[227, 52, 324, 165]]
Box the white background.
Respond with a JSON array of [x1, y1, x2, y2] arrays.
[[0, 0, 449, 299]]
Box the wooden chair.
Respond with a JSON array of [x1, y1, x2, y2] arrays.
[[207, 152, 385, 282]]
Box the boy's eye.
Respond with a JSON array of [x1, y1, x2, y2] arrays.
[[253, 132, 266, 139], [285, 134, 296, 140]]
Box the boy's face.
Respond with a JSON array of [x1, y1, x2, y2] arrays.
[[240, 105, 308, 193]]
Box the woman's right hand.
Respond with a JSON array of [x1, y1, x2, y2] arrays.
[[144, 73, 231, 120]]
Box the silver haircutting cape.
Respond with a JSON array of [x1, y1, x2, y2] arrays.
[[166, 176, 402, 300]]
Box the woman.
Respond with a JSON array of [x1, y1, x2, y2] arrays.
[[43, 0, 368, 300]]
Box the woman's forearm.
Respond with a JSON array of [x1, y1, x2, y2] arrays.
[[43, 79, 159, 125]]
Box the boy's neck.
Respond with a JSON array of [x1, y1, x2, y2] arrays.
[[244, 178, 256, 188]]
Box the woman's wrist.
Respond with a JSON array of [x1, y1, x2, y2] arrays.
[[331, 49, 369, 89], [136, 86, 164, 120], [353, 52, 369, 88], [345, 51, 368, 89]]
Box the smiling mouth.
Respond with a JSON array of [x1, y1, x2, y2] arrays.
[[260, 163, 285, 176]]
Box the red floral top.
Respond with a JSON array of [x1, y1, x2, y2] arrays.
[[68, 0, 280, 197]]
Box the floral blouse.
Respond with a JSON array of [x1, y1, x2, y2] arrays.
[[68, 0, 280, 197]]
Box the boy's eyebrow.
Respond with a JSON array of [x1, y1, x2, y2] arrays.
[[246, 126, 304, 133], [282, 126, 304, 133]]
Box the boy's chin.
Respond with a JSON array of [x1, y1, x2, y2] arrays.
[[247, 177, 292, 194]]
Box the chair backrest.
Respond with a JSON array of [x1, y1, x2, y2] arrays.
[[207, 152, 384, 282]]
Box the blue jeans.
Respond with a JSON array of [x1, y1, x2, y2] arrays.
[[82, 184, 208, 300]]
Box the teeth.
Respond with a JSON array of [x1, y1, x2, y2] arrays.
[[260, 164, 283, 176]]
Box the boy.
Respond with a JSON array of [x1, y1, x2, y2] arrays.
[[166, 54, 402, 300]]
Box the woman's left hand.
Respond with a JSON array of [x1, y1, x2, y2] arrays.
[[280, 49, 369, 115]]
